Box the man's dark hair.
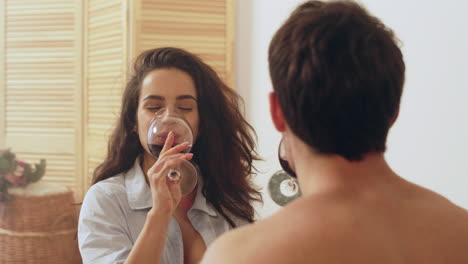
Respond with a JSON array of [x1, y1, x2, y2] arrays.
[[269, 0, 405, 161]]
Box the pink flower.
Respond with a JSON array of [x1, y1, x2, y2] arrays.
[[16, 160, 27, 167], [13, 164, 25, 177], [3, 172, 27, 186]]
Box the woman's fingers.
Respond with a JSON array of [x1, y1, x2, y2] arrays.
[[179, 153, 193, 161], [160, 131, 175, 153], [148, 153, 193, 175], [149, 155, 193, 189], [161, 159, 182, 202], [168, 177, 182, 202], [155, 159, 182, 194], [159, 131, 192, 159], [162, 142, 191, 157]]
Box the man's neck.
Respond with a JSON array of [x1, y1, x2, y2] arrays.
[[294, 148, 397, 197]]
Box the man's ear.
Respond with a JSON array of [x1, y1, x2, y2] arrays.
[[390, 107, 400, 127], [269, 92, 287, 132]]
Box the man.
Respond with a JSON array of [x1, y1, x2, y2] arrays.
[[201, 1, 468, 263]]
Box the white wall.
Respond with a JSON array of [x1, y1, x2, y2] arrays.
[[236, 0, 468, 218]]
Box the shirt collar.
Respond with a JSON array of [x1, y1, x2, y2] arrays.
[[125, 157, 217, 217], [125, 158, 152, 210]]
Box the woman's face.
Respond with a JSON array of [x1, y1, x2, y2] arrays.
[[136, 68, 200, 162]]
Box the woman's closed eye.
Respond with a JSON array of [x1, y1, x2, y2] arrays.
[[146, 106, 162, 111], [178, 107, 193, 111]]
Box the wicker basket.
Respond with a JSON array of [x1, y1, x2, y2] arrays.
[[0, 182, 82, 264]]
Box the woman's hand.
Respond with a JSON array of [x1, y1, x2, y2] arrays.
[[147, 131, 193, 216], [126, 131, 192, 264]]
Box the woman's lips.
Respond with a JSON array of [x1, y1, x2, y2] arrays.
[[156, 132, 169, 143], [155, 131, 182, 145]]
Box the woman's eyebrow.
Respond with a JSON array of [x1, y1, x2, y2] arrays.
[[142, 95, 164, 101], [176, 95, 197, 102]]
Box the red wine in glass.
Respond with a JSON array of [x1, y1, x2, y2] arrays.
[[147, 108, 198, 196], [148, 144, 164, 158]]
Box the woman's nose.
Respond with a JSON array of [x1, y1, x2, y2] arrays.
[[164, 106, 179, 117]]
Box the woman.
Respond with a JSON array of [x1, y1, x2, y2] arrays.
[[78, 47, 261, 264]]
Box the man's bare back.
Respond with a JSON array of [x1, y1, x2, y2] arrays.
[[201, 1, 468, 263], [203, 171, 468, 263]]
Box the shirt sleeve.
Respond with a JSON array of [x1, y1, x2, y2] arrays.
[[78, 184, 132, 264]]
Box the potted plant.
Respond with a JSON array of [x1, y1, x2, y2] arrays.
[[0, 149, 46, 202]]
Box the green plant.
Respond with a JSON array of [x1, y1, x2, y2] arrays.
[[0, 149, 46, 201]]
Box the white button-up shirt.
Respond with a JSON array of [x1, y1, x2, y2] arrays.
[[78, 159, 243, 264]]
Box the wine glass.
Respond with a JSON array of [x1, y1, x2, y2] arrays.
[[277, 137, 299, 196], [147, 108, 198, 196]]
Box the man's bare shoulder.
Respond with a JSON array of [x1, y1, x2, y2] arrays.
[[201, 221, 260, 264], [202, 185, 468, 264], [201, 196, 348, 264]]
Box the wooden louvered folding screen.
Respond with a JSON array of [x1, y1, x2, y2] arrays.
[[134, 0, 235, 86], [1, 0, 84, 197], [1, 0, 235, 200], [84, 0, 127, 190], [0, 2, 5, 148]]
